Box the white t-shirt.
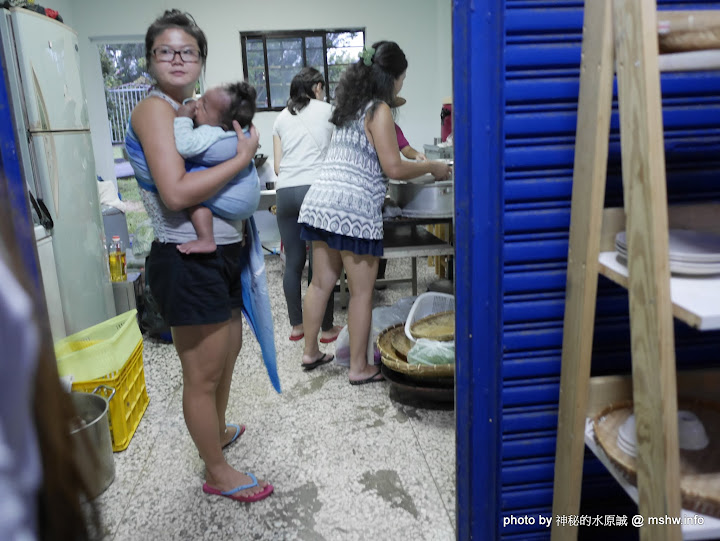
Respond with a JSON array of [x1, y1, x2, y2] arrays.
[[272, 99, 333, 190]]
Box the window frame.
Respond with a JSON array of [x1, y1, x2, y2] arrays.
[[240, 28, 365, 112]]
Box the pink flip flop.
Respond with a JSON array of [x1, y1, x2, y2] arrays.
[[202, 472, 274, 503], [289, 332, 304, 341]]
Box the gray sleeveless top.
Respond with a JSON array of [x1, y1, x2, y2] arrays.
[[136, 89, 243, 244], [298, 101, 386, 240]]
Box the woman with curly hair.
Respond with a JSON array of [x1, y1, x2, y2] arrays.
[[297, 41, 451, 384]]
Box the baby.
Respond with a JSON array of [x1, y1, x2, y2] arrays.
[[174, 81, 261, 254]]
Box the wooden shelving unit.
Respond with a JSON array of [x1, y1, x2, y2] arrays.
[[550, 2, 720, 540]]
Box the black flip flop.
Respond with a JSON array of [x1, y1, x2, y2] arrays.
[[301, 353, 334, 371], [349, 368, 384, 386]]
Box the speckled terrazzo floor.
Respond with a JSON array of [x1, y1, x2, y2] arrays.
[[94, 256, 456, 541]]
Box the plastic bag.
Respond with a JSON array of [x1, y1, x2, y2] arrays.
[[138, 256, 171, 341], [367, 296, 417, 365], [407, 338, 454, 366], [132, 219, 155, 258], [334, 325, 350, 367]]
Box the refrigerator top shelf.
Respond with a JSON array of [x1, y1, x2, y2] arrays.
[[5, 7, 76, 35]]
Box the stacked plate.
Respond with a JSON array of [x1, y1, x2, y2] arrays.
[[616, 410, 710, 458], [616, 414, 638, 457], [615, 229, 720, 276]]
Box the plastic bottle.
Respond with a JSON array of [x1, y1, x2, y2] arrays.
[[108, 235, 127, 282]]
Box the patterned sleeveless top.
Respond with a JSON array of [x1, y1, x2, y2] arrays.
[[298, 101, 387, 240], [124, 89, 242, 244]]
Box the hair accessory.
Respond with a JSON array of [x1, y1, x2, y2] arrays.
[[359, 46, 376, 66]]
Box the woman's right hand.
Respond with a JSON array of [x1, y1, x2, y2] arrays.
[[429, 161, 451, 181], [233, 121, 260, 162]]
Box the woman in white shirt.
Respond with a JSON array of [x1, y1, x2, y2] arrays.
[[273, 67, 341, 346]]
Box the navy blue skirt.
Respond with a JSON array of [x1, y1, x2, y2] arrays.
[[300, 225, 383, 257]]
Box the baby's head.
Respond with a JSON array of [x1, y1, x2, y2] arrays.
[[194, 81, 257, 130]]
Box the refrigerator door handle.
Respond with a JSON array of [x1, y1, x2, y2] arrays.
[[27, 188, 53, 230]]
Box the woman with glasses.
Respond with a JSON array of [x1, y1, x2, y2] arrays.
[[272, 67, 342, 350], [124, 9, 273, 503]]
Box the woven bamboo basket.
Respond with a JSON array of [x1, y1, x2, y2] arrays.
[[658, 11, 720, 53], [593, 398, 720, 518], [391, 329, 414, 360], [409, 310, 455, 341], [377, 323, 454, 379]]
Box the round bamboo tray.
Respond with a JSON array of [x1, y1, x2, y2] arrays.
[[660, 29, 720, 53], [658, 12, 720, 53], [391, 330, 414, 360], [377, 324, 454, 379], [593, 398, 720, 518], [409, 310, 455, 341]]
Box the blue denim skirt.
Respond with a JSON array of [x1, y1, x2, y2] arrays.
[[300, 225, 383, 257]]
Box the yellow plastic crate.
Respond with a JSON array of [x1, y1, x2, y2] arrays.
[[56, 310, 142, 382], [72, 340, 150, 452], [55, 309, 149, 451]]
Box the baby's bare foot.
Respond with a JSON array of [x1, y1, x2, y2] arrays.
[[177, 239, 217, 254]]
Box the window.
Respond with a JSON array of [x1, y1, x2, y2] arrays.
[[240, 29, 365, 111]]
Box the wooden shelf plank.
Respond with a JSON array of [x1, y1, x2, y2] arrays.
[[585, 419, 720, 540], [599, 251, 720, 331]]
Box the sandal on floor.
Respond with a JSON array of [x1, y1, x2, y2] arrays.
[[223, 423, 245, 450], [202, 472, 274, 503], [301, 353, 334, 371], [289, 332, 304, 341], [349, 368, 384, 386], [199, 423, 245, 458]]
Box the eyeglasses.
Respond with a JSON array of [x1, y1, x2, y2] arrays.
[[152, 46, 201, 63]]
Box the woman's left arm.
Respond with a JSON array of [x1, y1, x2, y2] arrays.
[[273, 135, 282, 176]]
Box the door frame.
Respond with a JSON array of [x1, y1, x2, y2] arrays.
[[453, 0, 505, 538]]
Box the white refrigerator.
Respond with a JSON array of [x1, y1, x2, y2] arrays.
[[0, 7, 115, 336]]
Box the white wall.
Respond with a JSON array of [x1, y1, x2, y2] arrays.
[[63, 0, 452, 180], [38, 0, 74, 27]]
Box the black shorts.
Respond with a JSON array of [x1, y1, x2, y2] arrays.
[[146, 241, 244, 327]]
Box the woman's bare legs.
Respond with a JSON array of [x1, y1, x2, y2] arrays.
[[173, 315, 269, 496], [215, 309, 242, 446], [342, 251, 383, 382], [302, 241, 343, 365]]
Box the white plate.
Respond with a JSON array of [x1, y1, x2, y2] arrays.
[[615, 253, 720, 276], [616, 230, 720, 262]]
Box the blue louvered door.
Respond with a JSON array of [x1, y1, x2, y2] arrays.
[[454, 1, 720, 539]]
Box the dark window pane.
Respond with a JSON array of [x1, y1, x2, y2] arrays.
[[306, 48, 323, 67], [269, 84, 288, 108], [326, 32, 363, 48], [306, 36, 322, 49], [328, 64, 349, 83], [266, 37, 302, 107], [242, 30, 363, 110], [246, 39, 264, 52], [246, 49, 267, 107]]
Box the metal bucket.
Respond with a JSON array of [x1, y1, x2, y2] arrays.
[[70, 385, 116, 499]]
